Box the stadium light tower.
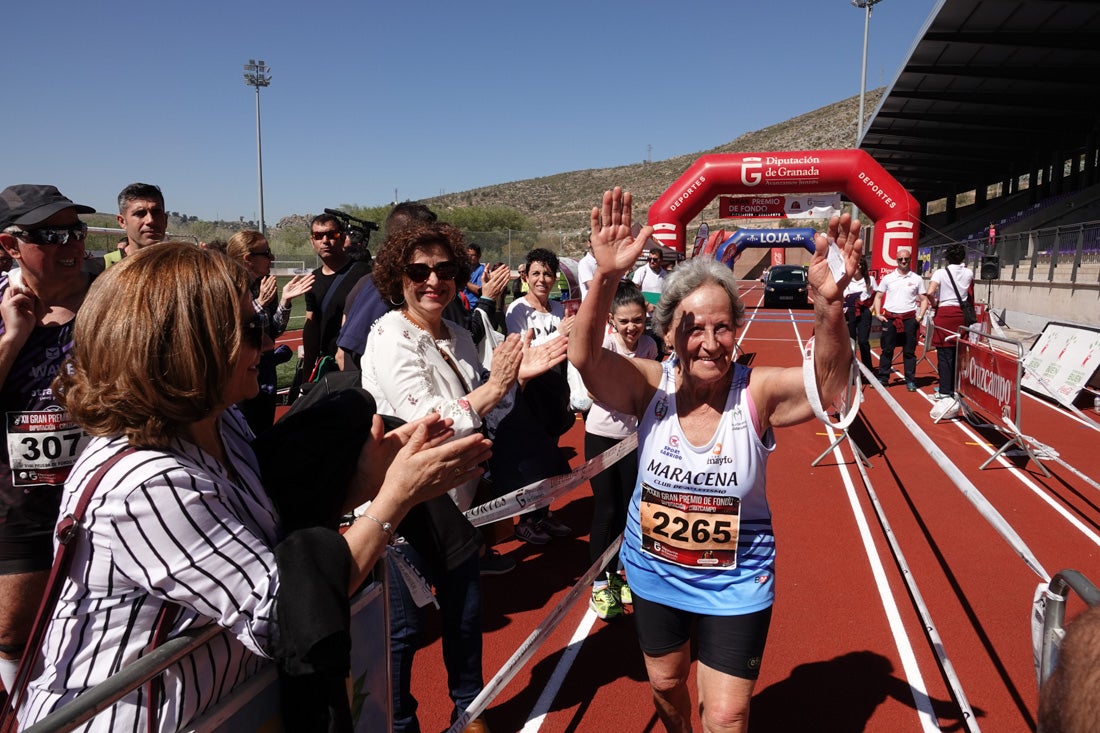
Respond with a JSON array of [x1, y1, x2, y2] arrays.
[[243, 59, 271, 235], [851, 0, 885, 223]]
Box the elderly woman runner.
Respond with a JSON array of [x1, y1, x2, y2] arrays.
[[569, 188, 862, 732], [18, 243, 490, 732]]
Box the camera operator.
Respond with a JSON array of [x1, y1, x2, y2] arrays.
[[335, 203, 436, 371], [325, 208, 379, 266], [301, 214, 371, 378]]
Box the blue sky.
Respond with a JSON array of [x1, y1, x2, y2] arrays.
[[5, 0, 938, 225]]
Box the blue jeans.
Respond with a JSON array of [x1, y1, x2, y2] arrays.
[[387, 544, 483, 732]]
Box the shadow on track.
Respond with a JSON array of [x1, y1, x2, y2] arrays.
[[750, 650, 981, 732]]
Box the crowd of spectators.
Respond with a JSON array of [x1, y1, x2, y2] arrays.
[[0, 178, 1026, 733]]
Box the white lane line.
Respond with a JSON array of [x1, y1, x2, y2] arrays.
[[827, 433, 944, 731], [930, 400, 1100, 549], [518, 610, 599, 733]]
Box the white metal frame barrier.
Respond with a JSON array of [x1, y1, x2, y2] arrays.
[[20, 577, 389, 733], [1033, 570, 1100, 733]]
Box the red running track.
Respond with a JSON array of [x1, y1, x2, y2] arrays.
[[280, 286, 1100, 732]]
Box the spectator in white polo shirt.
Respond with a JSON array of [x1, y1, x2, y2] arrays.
[[631, 246, 668, 307], [871, 246, 928, 391]]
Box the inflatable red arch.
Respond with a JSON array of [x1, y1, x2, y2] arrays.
[[646, 150, 920, 275]]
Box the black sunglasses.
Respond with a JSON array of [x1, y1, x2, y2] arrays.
[[249, 249, 274, 259], [242, 313, 268, 350], [896, 257, 911, 263], [310, 229, 344, 241], [404, 261, 459, 283], [10, 222, 88, 246]]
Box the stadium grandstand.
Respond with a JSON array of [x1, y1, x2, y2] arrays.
[[859, 0, 1100, 329]]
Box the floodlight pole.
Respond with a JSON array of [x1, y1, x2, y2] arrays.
[[850, 0, 884, 223], [243, 59, 271, 235]]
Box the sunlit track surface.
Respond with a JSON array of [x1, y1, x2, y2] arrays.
[[281, 281, 1098, 731]]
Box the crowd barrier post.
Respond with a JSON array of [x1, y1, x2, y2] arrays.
[[1032, 570, 1100, 708], [954, 326, 1052, 476], [916, 311, 936, 373]]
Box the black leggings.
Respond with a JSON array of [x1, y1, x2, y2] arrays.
[[585, 432, 638, 576]]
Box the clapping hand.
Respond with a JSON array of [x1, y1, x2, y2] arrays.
[[353, 413, 490, 507], [486, 332, 524, 394], [480, 264, 511, 301], [519, 330, 568, 382], [280, 272, 315, 307], [257, 274, 278, 307]]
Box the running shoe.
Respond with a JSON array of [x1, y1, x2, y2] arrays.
[[590, 585, 623, 620], [462, 717, 491, 733], [479, 549, 516, 575], [515, 518, 551, 545], [906, 381, 917, 392], [607, 572, 632, 606], [537, 513, 572, 538]]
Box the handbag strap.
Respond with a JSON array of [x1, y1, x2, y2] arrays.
[[144, 602, 181, 733], [944, 267, 968, 305], [1, 447, 137, 732]]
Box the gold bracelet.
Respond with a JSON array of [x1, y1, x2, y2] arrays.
[[362, 513, 396, 545]]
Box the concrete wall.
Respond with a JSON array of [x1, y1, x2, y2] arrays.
[[984, 280, 1100, 331]]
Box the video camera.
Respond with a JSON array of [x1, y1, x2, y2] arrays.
[[324, 208, 380, 263]]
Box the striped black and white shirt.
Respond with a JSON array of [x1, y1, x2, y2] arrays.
[[20, 409, 282, 732]]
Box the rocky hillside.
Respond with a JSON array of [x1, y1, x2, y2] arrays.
[[424, 89, 883, 232]]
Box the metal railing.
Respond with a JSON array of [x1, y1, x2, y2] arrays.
[[1036, 570, 1100, 693], [921, 219, 1100, 285]]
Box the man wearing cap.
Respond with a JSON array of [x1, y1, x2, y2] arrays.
[[0, 184, 95, 692], [115, 182, 167, 255], [871, 247, 928, 391]]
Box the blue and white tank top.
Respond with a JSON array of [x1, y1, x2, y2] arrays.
[[621, 358, 777, 615]]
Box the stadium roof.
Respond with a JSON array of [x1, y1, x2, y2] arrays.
[[859, 0, 1100, 203]]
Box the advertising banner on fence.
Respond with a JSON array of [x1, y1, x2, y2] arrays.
[[958, 336, 1022, 426], [1020, 322, 1100, 407], [719, 194, 841, 220]]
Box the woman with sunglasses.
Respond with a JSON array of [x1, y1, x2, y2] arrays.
[[363, 223, 567, 511], [227, 230, 313, 433], [16, 242, 489, 731], [361, 222, 566, 733]]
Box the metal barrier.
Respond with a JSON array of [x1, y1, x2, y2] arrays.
[[85, 226, 199, 248], [1035, 570, 1100, 693], [954, 326, 1052, 476], [20, 577, 389, 733], [922, 219, 1100, 285]]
